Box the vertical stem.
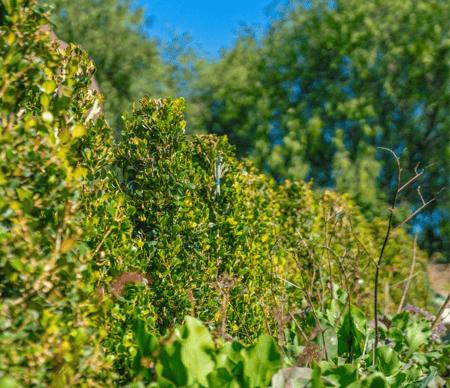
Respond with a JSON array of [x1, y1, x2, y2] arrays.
[[373, 151, 401, 364], [385, 282, 389, 316], [397, 235, 417, 314]]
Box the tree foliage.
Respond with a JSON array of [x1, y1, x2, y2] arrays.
[[40, 0, 190, 137], [1, 0, 443, 385], [0, 1, 115, 385], [187, 0, 449, 260]]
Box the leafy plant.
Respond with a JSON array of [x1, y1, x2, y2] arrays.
[[0, 0, 115, 385], [2, 1, 448, 387]]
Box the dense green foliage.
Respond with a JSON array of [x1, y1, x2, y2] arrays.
[[0, 0, 447, 387], [40, 0, 191, 137], [40, 0, 449, 259], [186, 0, 449, 261], [122, 299, 448, 387], [0, 1, 116, 385], [84, 96, 432, 383]]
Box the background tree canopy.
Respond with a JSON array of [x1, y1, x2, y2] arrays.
[[41, 0, 449, 261], [42, 0, 195, 136], [187, 0, 449, 261]]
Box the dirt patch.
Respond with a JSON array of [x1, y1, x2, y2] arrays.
[[428, 263, 450, 297]]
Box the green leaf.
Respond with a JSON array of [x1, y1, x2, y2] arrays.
[[40, 93, 51, 107], [416, 367, 437, 388], [41, 80, 57, 94], [16, 187, 32, 201], [127, 205, 136, 215], [131, 316, 159, 380], [0, 376, 24, 388], [322, 365, 360, 387], [362, 372, 389, 388], [181, 316, 216, 387], [107, 203, 115, 217], [9, 259, 23, 272], [389, 370, 410, 388], [241, 334, 281, 388], [159, 341, 188, 386], [391, 311, 410, 331], [372, 346, 401, 376], [405, 319, 431, 357], [337, 305, 368, 359], [216, 341, 245, 376], [206, 367, 236, 388], [311, 362, 326, 388], [72, 124, 86, 138]]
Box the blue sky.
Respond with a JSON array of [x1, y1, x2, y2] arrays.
[[130, 0, 277, 61]]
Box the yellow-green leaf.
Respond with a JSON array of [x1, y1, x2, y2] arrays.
[[40, 93, 51, 107], [72, 124, 86, 138], [42, 80, 57, 94]]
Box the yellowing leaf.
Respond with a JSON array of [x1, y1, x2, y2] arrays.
[[6, 33, 16, 45], [72, 167, 87, 180], [25, 118, 37, 130], [60, 237, 77, 254], [42, 80, 57, 94], [58, 128, 71, 144], [72, 124, 86, 138], [40, 93, 51, 107]]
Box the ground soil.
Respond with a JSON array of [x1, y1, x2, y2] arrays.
[[428, 263, 450, 297]]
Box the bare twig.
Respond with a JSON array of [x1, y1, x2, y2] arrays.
[[289, 311, 309, 343], [390, 187, 444, 234], [271, 273, 328, 362], [324, 207, 334, 300], [397, 235, 418, 314], [261, 298, 272, 338], [373, 147, 444, 364], [296, 228, 324, 311], [373, 148, 401, 361], [430, 291, 450, 333], [349, 216, 375, 266], [397, 163, 423, 193]]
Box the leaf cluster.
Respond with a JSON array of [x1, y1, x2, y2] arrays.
[[0, 2, 445, 387], [0, 0, 116, 386]]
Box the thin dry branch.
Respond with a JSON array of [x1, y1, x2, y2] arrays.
[[373, 147, 444, 363], [289, 311, 309, 343], [397, 235, 418, 314], [373, 148, 401, 360], [390, 187, 444, 234], [295, 228, 325, 311], [430, 291, 450, 333]]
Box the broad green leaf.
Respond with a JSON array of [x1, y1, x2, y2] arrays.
[[391, 311, 410, 331], [0, 376, 24, 388], [206, 367, 236, 388], [241, 334, 281, 388], [159, 341, 188, 386], [181, 316, 216, 387], [9, 259, 23, 272], [322, 365, 360, 387], [372, 346, 401, 376], [405, 319, 431, 357], [216, 341, 245, 375], [311, 362, 326, 388], [16, 187, 32, 201], [362, 372, 389, 388]]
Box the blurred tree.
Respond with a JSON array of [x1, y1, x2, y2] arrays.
[[40, 0, 190, 138], [188, 0, 449, 260]]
